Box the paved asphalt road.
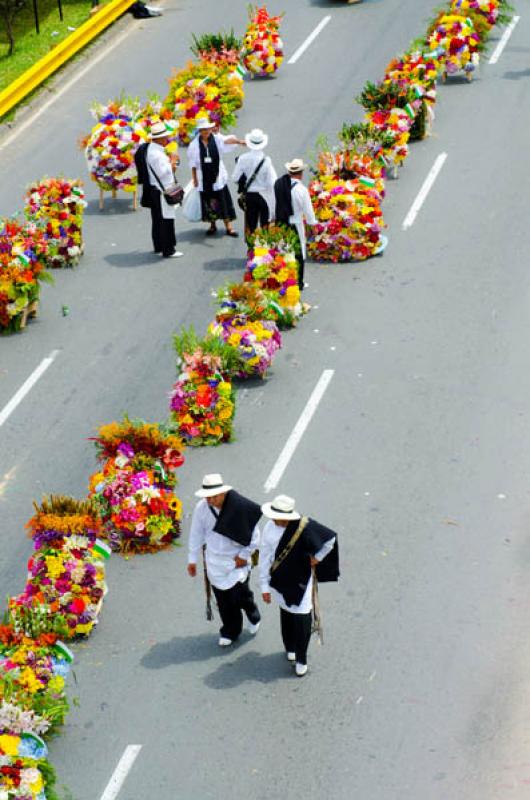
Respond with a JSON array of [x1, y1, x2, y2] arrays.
[[2, 1, 530, 798]]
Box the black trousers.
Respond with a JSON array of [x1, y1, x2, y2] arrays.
[[212, 577, 261, 642], [280, 608, 312, 665], [245, 192, 269, 234], [288, 224, 305, 290], [150, 189, 176, 257]]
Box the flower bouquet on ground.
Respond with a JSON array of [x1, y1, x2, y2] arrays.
[[0, 617, 73, 734], [357, 80, 419, 170], [82, 97, 147, 193], [89, 418, 185, 554], [170, 328, 237, 446], [164, 61, 244, 145], [24, 178, 86, 269], [242, 5, 284, 77], [26, 495, 109, 563], [450, 0, 513, 32], [244, 226, 303, 325], [383, 51, 439, 140], [214, 281, 293, 327], [191, 31, 243, 68], [0, 743, 59, 800], [426, 13, 481, 79], [0, 218, 52, 334], [207, 313, 281, 379]]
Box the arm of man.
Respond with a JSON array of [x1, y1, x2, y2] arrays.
[[259, 524, 274, 602], [234, 521, 260, 567], [151, 148, 175, 191], [300, 184, 317, 226], [187, 503, 207, 576], [310, 536, 336, 567]]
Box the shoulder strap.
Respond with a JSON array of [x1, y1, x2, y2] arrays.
[[270, 516, 308, 574], [243, 157, 266, 192], [147, 144, 168, 193], [208, 505, 220, 520]]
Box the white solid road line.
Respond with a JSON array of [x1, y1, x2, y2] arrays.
[[288, 16, 331, 64], [264, 369, 335, 493], [0, 26, 132, 153], [488, 15, 521, 64], [402, 152, 448, 231], [100, 745, 142, 800], [0, 350, 59, 428]]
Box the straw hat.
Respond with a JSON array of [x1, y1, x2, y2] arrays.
[[245, 128, 269, 150], [196, 118, 216, 131], [151, 121, 175, 140], [261, 494, 301, 521], [285, 158, 307, 174], [195, 473, 232, 498]]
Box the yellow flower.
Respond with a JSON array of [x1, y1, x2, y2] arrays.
[[169, 496, 183, 517], [48, 675, 65, 693], [0, 734, 19, 756], [20, 667, 42, 694], [217, 382, 231, 397]]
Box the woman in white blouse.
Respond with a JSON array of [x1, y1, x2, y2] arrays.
[[188, 118, 245, 237]]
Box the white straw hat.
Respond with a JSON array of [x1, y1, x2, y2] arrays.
[[151, 121, 175, 139], [196, 118, 216, 131], [261, 494, 301, 521], [245, 128, 268, 150], [285, 158, 307, 174], [195, 473, 232, 498]]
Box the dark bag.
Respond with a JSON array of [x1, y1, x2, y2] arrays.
[[237, 157, 265, 211], [148, 149, 185, 206], [134, 143, 153, 208]]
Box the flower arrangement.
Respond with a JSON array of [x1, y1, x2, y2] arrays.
[[214, 281, 292, 327], [82, 98, 148, 193], [207, 314, 281, 379], [383, 51, 439, 140], [362, 107, 412, 176], [242, 5, 284, 77], [357, 80, 418, 169], [191, 31, 243, 67], [24, 178, 86, 269], [89, 418, 185, 553], [164, 61, 244, 145], [25, 495, 107, 560], [0, 218, 52, 334], [450, 0, 513, 30], [244, 226, 303, 325], [137, 97, 180, 157], [0, 747, 58, 800], [426, 13, 481, 78], [170, 328, 237, 446]]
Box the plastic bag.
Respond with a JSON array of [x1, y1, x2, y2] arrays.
[[182, 186, 202, 222]]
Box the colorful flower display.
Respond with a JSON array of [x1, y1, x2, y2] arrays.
[[191, 31, 243, 67], [450, 0, 513, 27], [244, 226, 303, 325], [83, 98, 148, 193], [427, 13, 481, 78], [383, 52, 438, 140], [24, 178, 86, 269], [164, 61, 244, 145], [0, 746, 58, 800], [242, 5, 284, 76], [208, 314, 281, 379], [89, 418, 185, 553], [0, 218, 52, 334], [214, 281, 292, 327], [170, 330, 236, 446]]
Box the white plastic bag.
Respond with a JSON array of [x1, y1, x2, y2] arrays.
[[181, 186, 202, 222]]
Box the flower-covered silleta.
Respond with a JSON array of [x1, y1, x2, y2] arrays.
[[170, 329, 237, 446], [383, 52, 438, 140], [0, 218, 52, 334], [242, 5, 284, 77], [244, 226, 303, 326], [164, 61, 244, 145], [0, 744, 58, 800], [208, 314, 281, 379], [83, 98, 148, 193], [427, 13, 481, 79], [89, 418, 185, 553], [191, 31, 243, 67], [214, 281, 291, 327], [24, 178, 86, 269]]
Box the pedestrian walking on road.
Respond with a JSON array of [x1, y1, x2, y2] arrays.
[[274, 159, 316, 290], [188, 119, 245, 238], [259, 494, 339, 677], [187, 473, 262, 646], [232, 128, 277, 236], [143, 121, 183, 259]]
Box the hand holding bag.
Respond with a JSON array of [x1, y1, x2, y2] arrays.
[[182, 185, 202, 222]]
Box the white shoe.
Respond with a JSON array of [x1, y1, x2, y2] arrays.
[[248, 620, 261, 635], [218, 636, 233, 647], [168, 251, 184, 258], [286, 651, 296, 662], [295, 663, 308, 677]]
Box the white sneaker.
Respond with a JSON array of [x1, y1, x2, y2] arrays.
[[248, 620, 261, 635], [218, 636, 233, 647], [286, 651, 296, 662], [295, 663, 308, 677], [168, 251, 184, 258]]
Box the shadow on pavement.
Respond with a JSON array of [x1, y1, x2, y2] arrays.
[[104, 251, 160, 268], [140, 633, 230, 667], [84, 199, 137, 216], [502, 68, 530, 81], [203, 257, 246, 272], [204, 650, 292, 689]]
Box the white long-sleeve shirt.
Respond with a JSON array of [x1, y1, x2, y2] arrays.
[[188, 133, 237, 192], [188, 499, 260, 590], [259, 520, 335, 614], [146, 142, 175, 220], [288, 179, 317, 261], [232, 151, 277, 218]]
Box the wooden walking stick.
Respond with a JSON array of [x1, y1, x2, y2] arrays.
[[202, 545, 213, 621]]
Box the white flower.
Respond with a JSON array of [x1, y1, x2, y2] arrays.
[[115, 455, 129, 468]]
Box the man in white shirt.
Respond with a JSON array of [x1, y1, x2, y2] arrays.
[[187, 473, 261, 646], [144, 121, 183, 259], [274, 158, 317, 290], [232, 128, 277, 235], [259, 494, 338, 677]]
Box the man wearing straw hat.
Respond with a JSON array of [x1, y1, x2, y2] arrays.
[[259, 494, 339, 677], [232, 128, 277, 235], [144, 120, 183, 258], [187, 474, 262, 647], [274, 159, 316, 290]]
